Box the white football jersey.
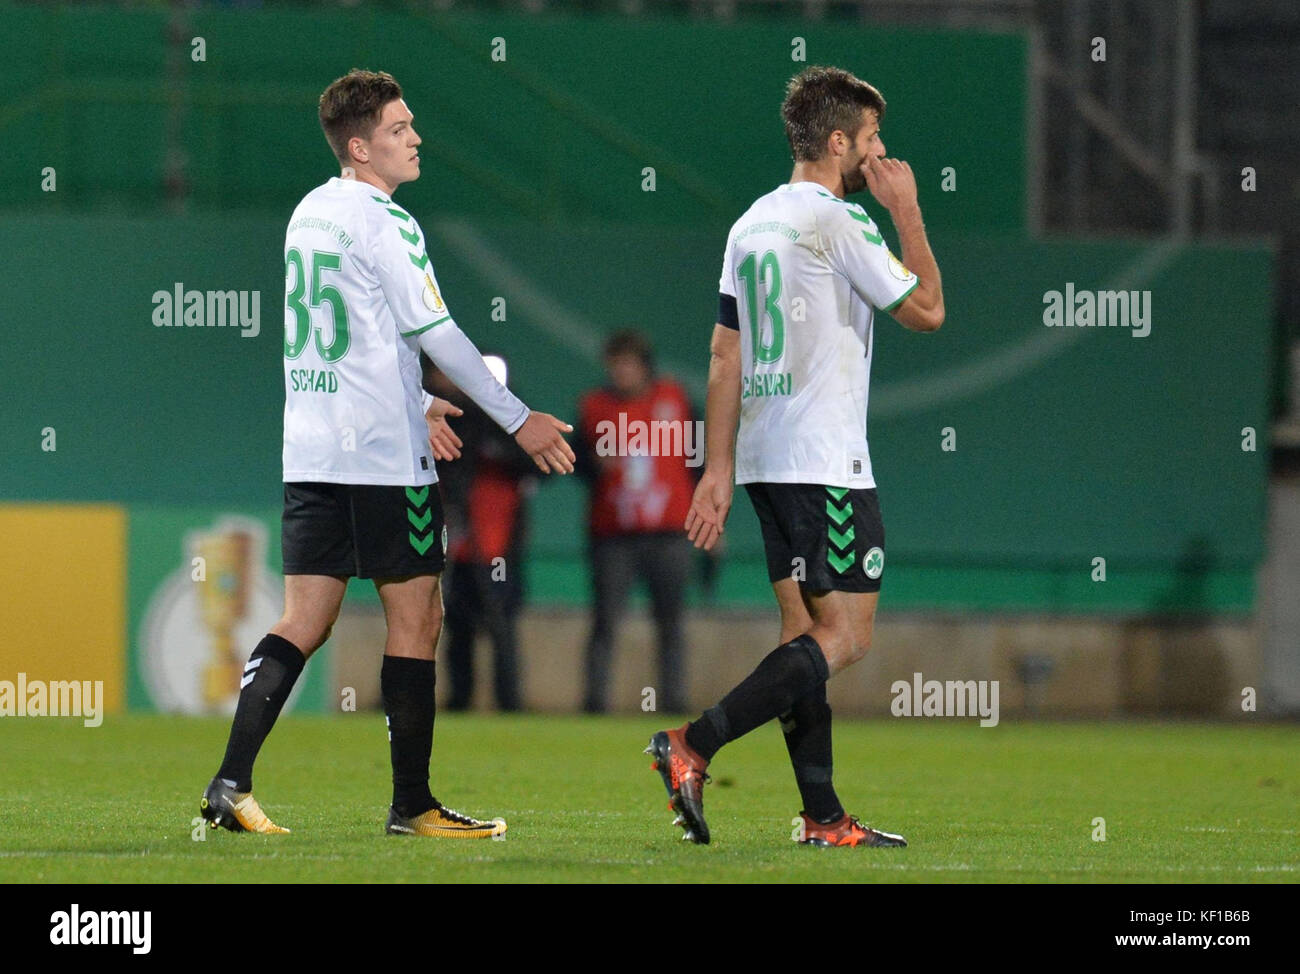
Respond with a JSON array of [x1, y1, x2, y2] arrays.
[[719, 181, 918, 488], [281, 176, 462, 486]]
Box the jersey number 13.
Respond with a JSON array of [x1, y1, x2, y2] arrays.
[[736, 250, 786, 365]]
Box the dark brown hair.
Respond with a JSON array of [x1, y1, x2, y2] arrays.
[[604, 329, 653, 370], [318, 69, 403, 165], [781, 66, 886, 162]]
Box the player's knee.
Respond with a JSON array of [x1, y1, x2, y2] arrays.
[[813, 626, 854, 672], [394, 610, 442, 652], [817, 621, 872, 670], [423, 603, 444, 644], [845, 619, 875, 666], [846, 633, 872, 666], [274, 613, 335, 656], [299, 624, 333, 655]]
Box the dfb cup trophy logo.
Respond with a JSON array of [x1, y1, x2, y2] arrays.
[[140, 517, 287, 715], [195, 528, 252, 705]]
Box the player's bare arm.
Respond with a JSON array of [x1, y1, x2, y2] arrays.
[[686, 323, 741, 551], [864, 155, 945, 332]]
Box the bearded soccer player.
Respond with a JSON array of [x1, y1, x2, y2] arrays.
[[648, 66, 944, 846], [199, 69, 575, 838]]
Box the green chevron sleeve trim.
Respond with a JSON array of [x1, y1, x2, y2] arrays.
[[399, 316, 451, 337], [884, 278, 919, 313]]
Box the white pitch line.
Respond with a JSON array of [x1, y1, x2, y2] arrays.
[[0, 850, 349, 861], [870, 240, 1182, 419], [1183, 827, 1300, 835], [431, 225, 1180, 415], [427, 219, 708, 401]]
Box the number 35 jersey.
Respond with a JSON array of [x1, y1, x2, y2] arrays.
[[719, 181, 918, 490], [281, 176, 453, 486]]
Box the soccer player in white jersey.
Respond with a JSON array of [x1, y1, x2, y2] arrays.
[[648, 66, 944, 846], [200, 69, 575, 838]]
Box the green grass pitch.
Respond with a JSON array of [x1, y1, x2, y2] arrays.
[[1, 714, 1296, 883]]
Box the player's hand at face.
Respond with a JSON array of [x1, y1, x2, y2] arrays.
[[863, 155, 918, 214], [424, 397, 464, 461], [685, 469, 733, 551], [514, 411, 576, 474]]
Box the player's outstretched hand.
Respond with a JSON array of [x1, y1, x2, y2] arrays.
[[425, 397, 464, 461], [514, 411, 576, 474], [863, 154, 918, 214], [685, 469, 733, 551]]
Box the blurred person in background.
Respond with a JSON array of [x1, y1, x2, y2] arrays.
[[576, 330, 698, 714], [424, 353, 537, 712]]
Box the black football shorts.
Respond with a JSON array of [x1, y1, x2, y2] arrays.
[[281, 481, 446, 578], [744, 482, 885, 593]]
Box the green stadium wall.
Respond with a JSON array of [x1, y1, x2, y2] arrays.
[[0, 215, 1272, 612], [0, 5, 1274, 613], [2, 4, 1025, 233]]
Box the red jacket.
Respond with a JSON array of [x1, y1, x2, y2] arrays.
[[578, 377, 696, 538]]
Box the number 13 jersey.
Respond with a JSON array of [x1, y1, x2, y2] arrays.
[[718, 180, 918, 489]]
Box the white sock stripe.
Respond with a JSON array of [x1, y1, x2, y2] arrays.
[[244, 657, 265, 675], [240, 672, 257, 689]]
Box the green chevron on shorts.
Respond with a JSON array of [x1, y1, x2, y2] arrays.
[[825, 487, 855, 574], [405, 485, 434, 555]]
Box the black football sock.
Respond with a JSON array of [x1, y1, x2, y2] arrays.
[[685, 634, 830, 762], [781, 682, 844, 823], [382, 655, 437, 818], [216, 633, 307, 792]]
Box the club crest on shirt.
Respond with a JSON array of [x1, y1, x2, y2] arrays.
[[887, 252, 913, 282], [422, 274, 445, 313]]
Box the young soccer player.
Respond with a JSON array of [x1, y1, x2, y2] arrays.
[[648, 66, 945, 846], [200, 69, 574, 838]]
